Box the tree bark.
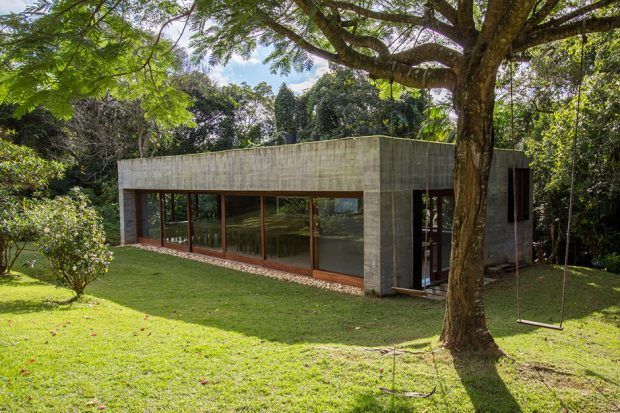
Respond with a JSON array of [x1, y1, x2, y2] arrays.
[[0, 235, 7, 275], [439, 75, 501, 356]]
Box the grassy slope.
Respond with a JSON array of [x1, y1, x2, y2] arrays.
[[0, 247, 618, 412]]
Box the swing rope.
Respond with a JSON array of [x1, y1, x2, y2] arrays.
[[513, 32, 587, 330]]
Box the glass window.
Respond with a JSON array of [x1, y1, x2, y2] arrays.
[[225, 195, 261, 257], [315, 198, 364, 277], [191, 194, 222, 250], [163, 193, 189, 244], [441, 196, 454, 272], [508, 168, 530, 222], [264, 197, 310, 268], [139, 192, 160, 240]]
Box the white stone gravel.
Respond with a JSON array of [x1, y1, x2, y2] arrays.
[[126, 244, 364, 296]]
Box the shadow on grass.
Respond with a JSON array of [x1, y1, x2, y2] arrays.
[[452, 352, 522, 413], [8, 247, 620, 348]]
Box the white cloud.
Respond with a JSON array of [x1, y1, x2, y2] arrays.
[[229, 53, 260, 66], [208, 65, 231, 86], [288, 57, 330, 93]]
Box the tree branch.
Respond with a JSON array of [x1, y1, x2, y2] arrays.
[[391, 43, 461, 68], [513, 15, 620, 51], [324, 0, 465, 44], [524, 0, 560, 31], [426, 0, 458, 25], [457, 0, 476, 33], [536, 0, 616, 30], [255, 8, 344, 64], [262, 2, 457, 89]]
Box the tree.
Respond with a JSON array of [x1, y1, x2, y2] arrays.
[[275, 84, 299, 144], [298, 68, 425, 140], [30, 188, 113, 299], [0, 133, 65, 275], [2, 0, 619, 355], [0, 0, 196, 128], [190, 0, 619, 355]]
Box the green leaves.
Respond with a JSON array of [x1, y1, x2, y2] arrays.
[[0, 0, 195, 128], [0, 134, 65, 196], [30, 187, 113, 296]]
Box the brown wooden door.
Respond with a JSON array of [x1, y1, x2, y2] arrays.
[[414, 190, 454, 287]]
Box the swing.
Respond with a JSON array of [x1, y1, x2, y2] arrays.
[[511, 33, 587, 331]]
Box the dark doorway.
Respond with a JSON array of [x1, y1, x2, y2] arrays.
[[413, 190, 454, 288]]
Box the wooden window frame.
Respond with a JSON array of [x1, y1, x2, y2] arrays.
[[133, 189, 364, 288]]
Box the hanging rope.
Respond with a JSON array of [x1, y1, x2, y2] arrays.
[[509, 52, 523, 322], [514, 32, 587, 330], [560, 32, 588, 328]]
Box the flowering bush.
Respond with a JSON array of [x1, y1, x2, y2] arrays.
[[31, 188, 113, 298]]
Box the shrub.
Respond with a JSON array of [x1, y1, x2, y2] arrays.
[[593, 253, 620, 274], [0, 199, 37, 276], [31, 188, 113, 298]]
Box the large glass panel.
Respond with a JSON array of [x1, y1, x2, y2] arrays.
[[191, 194, 222, 250], [315, 197, 364, 277], [264, 197, 310, 268], [139, 192, 160, 239], [225, 195, 261, 257], [163, 193, 189, 244]]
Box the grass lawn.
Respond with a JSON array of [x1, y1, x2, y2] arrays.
[[1, 247, 618, 412]]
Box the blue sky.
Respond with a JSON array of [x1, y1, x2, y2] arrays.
[[1, 0, 328, 93]]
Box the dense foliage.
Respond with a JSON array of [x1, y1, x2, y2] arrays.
[[31, 188, 113, 297], [494, 31, 619, 267], [0, 134, 65, 275], [0, 0, 195, 128]]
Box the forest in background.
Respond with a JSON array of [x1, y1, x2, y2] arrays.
[[1, 31, 618, 271]]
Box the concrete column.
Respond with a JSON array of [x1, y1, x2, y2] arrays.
[[363, 190, 413, 296], [119, 189, 137, 245]]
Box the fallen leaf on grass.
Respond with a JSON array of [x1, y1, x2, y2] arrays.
[[199, 378, 209, 385], [27, 359, 36, 364], [19, 369, 30, 376], [90, 332, 97, 337], [140, 327, 145, 331]]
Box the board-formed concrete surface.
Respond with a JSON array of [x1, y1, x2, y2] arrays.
[[119, 135, 532, 296]]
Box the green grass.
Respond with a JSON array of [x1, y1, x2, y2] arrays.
[[1, 247, 618, 412]]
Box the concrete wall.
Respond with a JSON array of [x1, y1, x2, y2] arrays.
[[118, 135, 532, 296]]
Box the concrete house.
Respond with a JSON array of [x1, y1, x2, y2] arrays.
[[118, 135, 532, 296]]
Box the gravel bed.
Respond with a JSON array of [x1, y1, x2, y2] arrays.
[[126, 244, 364, 296]]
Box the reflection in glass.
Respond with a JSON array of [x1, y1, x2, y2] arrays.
[[225, 196, 261, 257], [264, 197, 310, 268], [441, 197, 454, 271], [139, 192, 160, 239], [163, 193, 189, 244], [315, 198, 364, 277], [191, 194, 221, 250]]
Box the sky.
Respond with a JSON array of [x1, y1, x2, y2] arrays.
[[0, 0, 329, 94]]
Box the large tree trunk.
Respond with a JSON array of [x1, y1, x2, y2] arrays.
[[440, 76, 501, 355]]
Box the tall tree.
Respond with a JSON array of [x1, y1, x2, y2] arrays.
[[275, 83, 299, 144], [2, 0, 619, 355], [190, 0, 620, 355]]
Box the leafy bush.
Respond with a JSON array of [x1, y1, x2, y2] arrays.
[[31, 188, 113, 298], [593, 253, 620, 274], [0, 199, 37, 276]]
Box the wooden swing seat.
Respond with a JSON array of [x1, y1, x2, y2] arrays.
[[516, 319, 564, 330]]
